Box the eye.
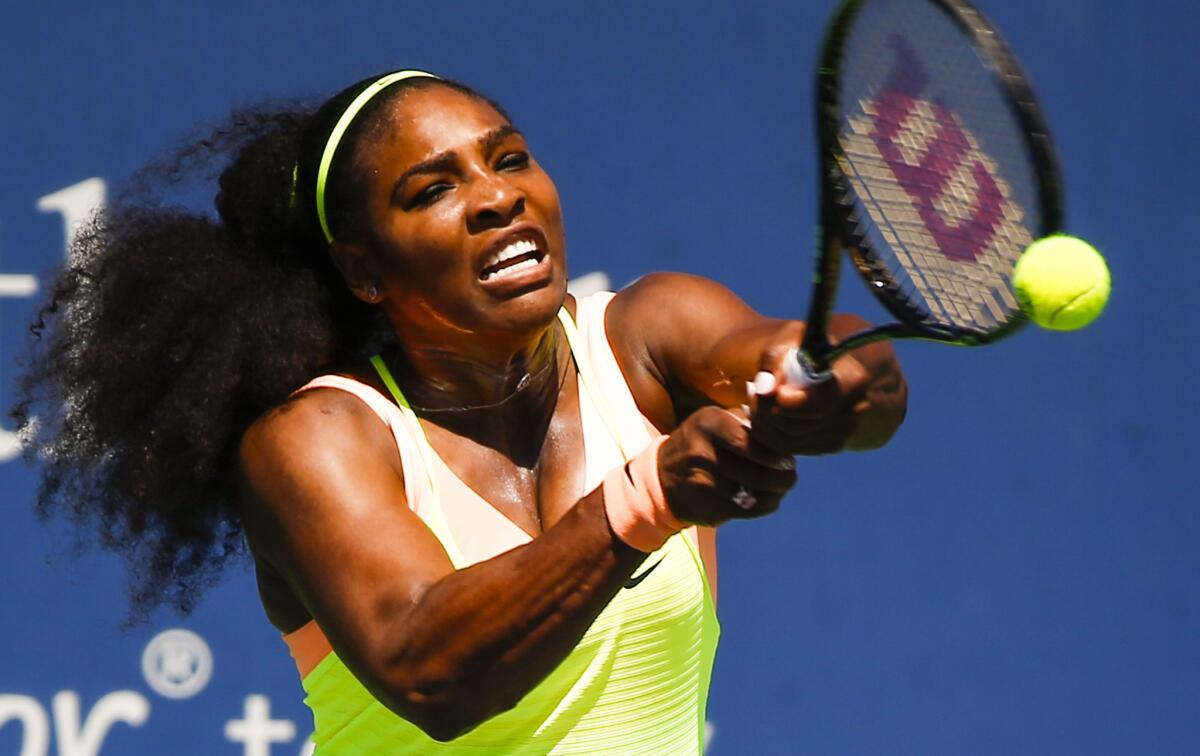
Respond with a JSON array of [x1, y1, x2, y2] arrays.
[[411, 182, 451, 207], [497, 152, 530, 171]]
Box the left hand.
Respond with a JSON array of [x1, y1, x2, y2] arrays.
[[745, 315, 907, 456]]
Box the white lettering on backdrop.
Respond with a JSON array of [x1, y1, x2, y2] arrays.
[[0, 690, 148, 756], [1, 178, 107, 463]]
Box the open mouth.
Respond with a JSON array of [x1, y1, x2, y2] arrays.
[[479, 237, 545, 282]]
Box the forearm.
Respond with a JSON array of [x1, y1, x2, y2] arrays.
[[241, 396, 660, 741], [611, 274, 904, 446], [696, 318, 804, 407], [698, 314, 876, 397], [697, 314, 906, 450], [381, 486, 645, 739]]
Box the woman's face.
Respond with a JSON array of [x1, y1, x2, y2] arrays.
[[344, 84, 568, 354]]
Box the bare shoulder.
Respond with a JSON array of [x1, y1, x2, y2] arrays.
[[241, 388, 399, 482], [237, 387, 405, 550], [609, 271, 739, 313], [608, 272, 763, 346]]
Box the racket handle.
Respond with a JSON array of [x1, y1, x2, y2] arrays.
[[783, 347, 833, 388]]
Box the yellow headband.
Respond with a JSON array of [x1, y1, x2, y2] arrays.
[[315, 70, 440, 243]]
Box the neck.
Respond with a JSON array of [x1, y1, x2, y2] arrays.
[[386, 326, 568, 468], [396, 322, 560, 406], [386, 321, 571, 461]]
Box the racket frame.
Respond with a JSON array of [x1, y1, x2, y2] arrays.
[[799, 0, 1064, 374]]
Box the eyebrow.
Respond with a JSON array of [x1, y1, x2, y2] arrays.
[[392, 124, 522, 201]]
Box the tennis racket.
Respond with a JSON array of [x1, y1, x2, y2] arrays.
[[785, 0, 1064, 385]]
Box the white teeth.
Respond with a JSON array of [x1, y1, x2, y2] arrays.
[[505, 258, 538, 276], [481, 238, 541, 280], [482, 257, 540, 281], [484, 238, 538, 271]]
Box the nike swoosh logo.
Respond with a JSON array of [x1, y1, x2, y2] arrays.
[[624, 556, 665, 590]]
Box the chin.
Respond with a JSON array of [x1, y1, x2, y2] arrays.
[[461, 284, 558, 347], [502, 277, 568, 332]]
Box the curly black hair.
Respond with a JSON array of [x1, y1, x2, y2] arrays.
[[11, 73, 506, 620]]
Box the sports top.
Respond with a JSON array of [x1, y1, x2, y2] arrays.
[[283, 291, 719, 754]]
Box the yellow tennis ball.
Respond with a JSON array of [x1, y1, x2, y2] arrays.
[[1012, 235, 1111, 331]]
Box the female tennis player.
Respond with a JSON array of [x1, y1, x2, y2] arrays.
[[14, 72, 906, 753]]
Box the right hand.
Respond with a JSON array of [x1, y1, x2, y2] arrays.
[[657, 405, 798, 526]]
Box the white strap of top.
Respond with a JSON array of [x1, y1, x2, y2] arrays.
[[556, 306, 639, 462]]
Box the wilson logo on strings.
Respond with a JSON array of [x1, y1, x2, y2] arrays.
[[836, 35, 1032, 327], [868, 36, 1003, 262]]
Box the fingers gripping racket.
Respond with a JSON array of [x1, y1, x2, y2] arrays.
[[785, 0, 1064, 386]]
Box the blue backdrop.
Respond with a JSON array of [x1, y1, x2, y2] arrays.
[[2, 1, 1196, 754]]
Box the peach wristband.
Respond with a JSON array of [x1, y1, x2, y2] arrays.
[[602, 436, 683, 552]]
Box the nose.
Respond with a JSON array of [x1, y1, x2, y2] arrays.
[[467, 172, 524, 233]]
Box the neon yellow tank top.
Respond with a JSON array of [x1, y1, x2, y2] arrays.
[[295, 293, 720, 754]]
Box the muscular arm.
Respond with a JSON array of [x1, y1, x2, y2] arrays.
[[237, 277, 853, 742], [607, 272, 907, 450], [239, 392, 646, 742]]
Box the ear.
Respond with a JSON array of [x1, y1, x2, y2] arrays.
[[328, 240, 384, 303]]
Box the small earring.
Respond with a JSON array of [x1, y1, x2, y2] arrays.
[[367, 285, 379, 301]]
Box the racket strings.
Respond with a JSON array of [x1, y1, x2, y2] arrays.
[[840, 95, 1030, 327], [830, 0, 1041, 337]]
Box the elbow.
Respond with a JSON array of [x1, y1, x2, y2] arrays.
[[382, 663, 518, 742], [410, 701, 508, 744], [846, 418, 901, 451], [396, 695, 516, 743], [408, 710, 477, 744], [841, 330, 909, 451], [847, 375, 908, 451]]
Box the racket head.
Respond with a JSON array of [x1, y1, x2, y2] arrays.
[[815, 0, 1063, 354]]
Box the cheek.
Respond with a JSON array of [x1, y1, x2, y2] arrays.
[[531, 177, 565, 232], [380, 216, 467, 279]]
